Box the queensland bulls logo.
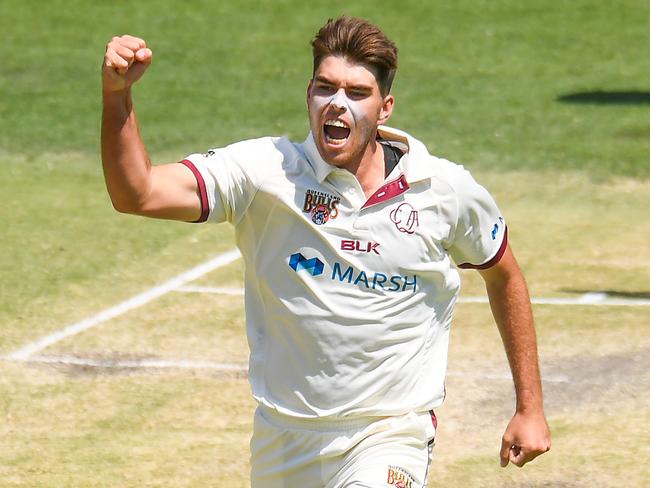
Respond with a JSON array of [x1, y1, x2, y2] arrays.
[[389, 202, 419, 234], [387, 466, 415, 488], [303, 189, 340, 225], [311, 204, 331, 225]]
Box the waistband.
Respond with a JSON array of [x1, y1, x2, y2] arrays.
[[257, 404, 435, 433]]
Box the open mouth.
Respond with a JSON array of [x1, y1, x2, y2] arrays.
[[324, 119, 350, 144]]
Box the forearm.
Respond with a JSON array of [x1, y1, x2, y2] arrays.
[[100, 36, 201, 222], [480, 247, 550, 466], [101, 89, 152, 212], [484, 266, 544, 413]]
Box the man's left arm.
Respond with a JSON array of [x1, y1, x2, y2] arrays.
[[478, 244, 551, 467]]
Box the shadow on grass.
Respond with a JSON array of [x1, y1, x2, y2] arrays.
[[561, 289, 650, 300], [557, 90, 650, 105]]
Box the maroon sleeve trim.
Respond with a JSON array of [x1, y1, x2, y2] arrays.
[[458, 227, 508, 270], [180, 159, 209, 223]]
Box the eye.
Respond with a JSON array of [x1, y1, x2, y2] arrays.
[[347, 89, 370, 100], [315, 83, 336, 95]]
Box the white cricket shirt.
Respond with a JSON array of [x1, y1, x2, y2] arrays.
[[182, 126, 507, 419]]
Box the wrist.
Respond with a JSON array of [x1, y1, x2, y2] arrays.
[[102, 87, 133, 112], [515, 401, 545, 416], [513, 378, 544, 412], [102, 85, 131, 97]]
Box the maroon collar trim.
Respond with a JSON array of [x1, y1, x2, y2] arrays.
[[362, 174, 410, 209]]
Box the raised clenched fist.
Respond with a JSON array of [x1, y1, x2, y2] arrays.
[[102, 35, 152, 93]]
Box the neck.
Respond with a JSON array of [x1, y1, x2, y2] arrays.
[[347, 139, 386, 199]]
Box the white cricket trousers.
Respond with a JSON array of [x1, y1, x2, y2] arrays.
[[250, 406, 437, 488]]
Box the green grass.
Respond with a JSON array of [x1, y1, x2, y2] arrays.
[[0, 158, 236, 352], [1, 1, 650, 486], [1, 1, 649, 173], [3, 0, 649, 343]]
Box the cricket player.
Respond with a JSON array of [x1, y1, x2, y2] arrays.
[[101, 16, 550, 487]]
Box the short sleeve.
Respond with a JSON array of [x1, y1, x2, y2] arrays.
[[447, 168, 508, 269], [180, 138, 272, 224]]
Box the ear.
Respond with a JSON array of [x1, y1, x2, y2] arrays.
[[306, 79, 313, 104], [378, 94, 395, 125]]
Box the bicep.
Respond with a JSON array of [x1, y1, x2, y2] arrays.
[[137, 162, 202, 221]]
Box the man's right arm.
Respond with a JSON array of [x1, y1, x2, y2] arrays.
[[101, 35, 202, 222]]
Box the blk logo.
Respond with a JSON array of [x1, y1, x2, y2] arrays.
[[341, 239, 380, 255], [289, 253, 324, 276], [389, 202, 419, 235]]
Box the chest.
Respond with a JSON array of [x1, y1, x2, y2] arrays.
[[251, 172, 455, 274]]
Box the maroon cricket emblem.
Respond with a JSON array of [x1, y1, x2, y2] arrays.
[[389, 202, 419, 234]]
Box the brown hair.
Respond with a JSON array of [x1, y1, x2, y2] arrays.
[[311, 16, 398, 96]]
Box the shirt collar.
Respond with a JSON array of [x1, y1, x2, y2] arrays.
[[301, 126, 438, 184], [302, 132, 335, 183], [377, 126, 439, 183]]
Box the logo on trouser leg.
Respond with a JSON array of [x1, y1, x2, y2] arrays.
[[387, 466, 415, 488]]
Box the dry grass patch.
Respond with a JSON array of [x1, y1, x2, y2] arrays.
[[451, 304, 650, 363], [0, 362, 254, 487], [189, 259, 245, 289], [46, 291, 248, 365], [433, 299, 649, 487], [432, 401, 649, 488], [464, 170, 650, 297]]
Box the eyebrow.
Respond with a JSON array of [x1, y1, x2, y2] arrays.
[[313, 76, 374, 92]]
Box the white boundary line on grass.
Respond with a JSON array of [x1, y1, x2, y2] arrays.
[[462, 292, 650, 306], [6, 247, 649, 370], [7, 249, 242, 361], [177, 285, 245, 295]]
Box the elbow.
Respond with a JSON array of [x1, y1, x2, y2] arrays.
[[103, 180, 153, 216], [110, 200, 135, 215], [108, 194, 143, 215]]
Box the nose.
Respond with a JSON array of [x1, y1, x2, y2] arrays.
[[330, 89, 348, 112]]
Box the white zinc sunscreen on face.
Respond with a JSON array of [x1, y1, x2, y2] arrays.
[[312, 88, 368, 122]]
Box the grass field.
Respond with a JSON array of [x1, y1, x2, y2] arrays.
[[1, 1, 649, 486]]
